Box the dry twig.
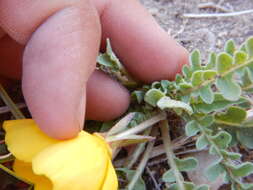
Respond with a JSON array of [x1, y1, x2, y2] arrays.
[[198, 2, 231, 13], [183, 9, 253, 18]]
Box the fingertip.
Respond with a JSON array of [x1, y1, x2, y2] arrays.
[[100, 0, 189, 83], [34, 115, 80, 140], [175, 45, 189, 77], [21, 4, 100, 140], [86, 70, 130, 121]]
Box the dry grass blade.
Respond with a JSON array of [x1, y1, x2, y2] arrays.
[[107, 112, 136, 136], [0, 84, 25, 119], [0, 103, 26, 114], [126, 129, 157, 190], [114, 112, 166, 138], [198, 2, 232, 12]]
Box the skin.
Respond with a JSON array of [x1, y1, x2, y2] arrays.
[[0, 0, 188, 139]]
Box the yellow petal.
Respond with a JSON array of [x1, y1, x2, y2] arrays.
[[13, 159, 52, 190], [32, 131, 111, 190], [102, 161, 118, 190], [93, 133, 112, 158], [3, 119, 59, 162]]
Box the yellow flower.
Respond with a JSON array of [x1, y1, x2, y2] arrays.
[[3, 119, 118, 190]]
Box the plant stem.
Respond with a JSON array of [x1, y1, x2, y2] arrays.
[[0, 84, 25, 119], [126, 131, 155, 190], [183, 58, 253, 95], [160, 120, 185, 190]]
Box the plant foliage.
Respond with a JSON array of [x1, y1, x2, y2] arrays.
[[1, 37, 253, 190], [98, 37, 253, 190]]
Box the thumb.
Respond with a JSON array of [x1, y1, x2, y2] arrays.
[[22, 5, 101, 139]]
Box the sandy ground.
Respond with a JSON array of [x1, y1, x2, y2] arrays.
[[140, 0, 253, 59]]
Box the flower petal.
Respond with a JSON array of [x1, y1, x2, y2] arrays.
[[32, 131, 111, 190], [14, 159, 52, 190], [93, 133, 112, 158], [102, 161, 118, 190], [4, 119, 59, 162]]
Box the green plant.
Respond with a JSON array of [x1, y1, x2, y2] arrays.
[[1, 37, 253, 190], [97, 37, 253, 190]]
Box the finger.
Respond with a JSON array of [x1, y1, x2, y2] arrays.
[[0, 27, 5, 39], [0, 0, 101, 139], [86, 70, 130, 121], [101, 0, 188, 82], [0, 0, 106, 44], [0, 33, 130, 124], [0, 35, 23, 79]]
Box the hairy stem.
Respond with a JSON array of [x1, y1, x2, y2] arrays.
[[160, 120, 185, 190]]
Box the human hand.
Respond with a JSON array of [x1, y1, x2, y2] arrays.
[[0, 0, 188, 139]]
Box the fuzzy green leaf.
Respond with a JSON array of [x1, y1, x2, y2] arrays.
[[211, 131, 231, 149], [97, 39, 122, 70], [203, 70, 217, 80], [220, 150, 241, 160], [175, 157, 198, 172], [229, 162, 253, 177], [169, 182, 195, 190], [190, 50, 202, 71], [199, 85, 214, 104], [214, 106, 247, 126], [240, 43, 247, 52], [242, 68, 253, 89], [193, 94, 246, 113], [161, 80, 171, 93], [192, 71, 203, 86], [162, 169, 176, 183], [217, 53, 233, 74], [106, 39, 122, 68], [196, 134, 209, 150], [209, 145, 219, 155], [132, 91, 145, 104], [216, 75, 241, 101], [196, 185, 210, 190], [205, 52, 216, 69], [234, 51, 248, 65], [185, 120, 200, 137], [236, 128, 253, 149], [179, 82, 193, 90], [246, 37, 253, 58], [225, 39, 236, 56], [151, 81, 161, 89], [157, 97, 193, 115], [97, 54, 114, 68], [239, 182, 253, 190], [205, 159, 225, 181], [182, 64, 192, 79], [175, 74, 183, 84], [144, 89, 165, 107], [198, 115, 214, 127]]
